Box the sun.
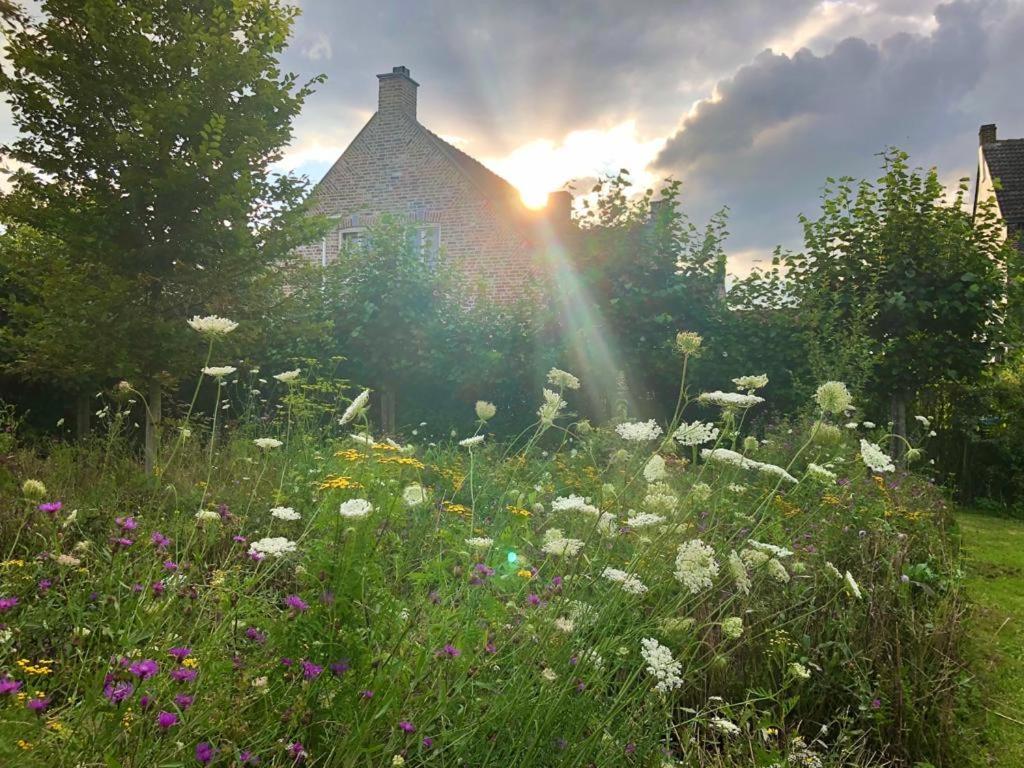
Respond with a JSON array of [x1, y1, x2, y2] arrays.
[[519, 186, 551, 210]]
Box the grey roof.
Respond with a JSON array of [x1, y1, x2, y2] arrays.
[[983, 138, 1024, 228]]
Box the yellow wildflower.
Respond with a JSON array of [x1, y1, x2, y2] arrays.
[[507, 506, 531, 518], [182, 657, 200, 669], [516, 569, 533, 579], [319, 475, 364, 491], [17, 739, 32, 751]]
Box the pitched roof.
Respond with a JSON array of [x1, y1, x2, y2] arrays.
[[983, 138, 1024, 227]]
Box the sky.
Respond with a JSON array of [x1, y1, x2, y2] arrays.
[[3, 0, 1023, 276]]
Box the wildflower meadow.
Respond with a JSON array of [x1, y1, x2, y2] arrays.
[[0, 319, 969, 767]]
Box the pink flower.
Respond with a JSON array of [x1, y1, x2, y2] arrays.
[[283, 594, 309, 614], [398, 720, 416, 733], [157, 710, 178, 729]]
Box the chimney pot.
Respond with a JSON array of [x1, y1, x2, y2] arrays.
[[377, 65, 419, 121], [980, 123, 997, 146], [546, 190, 573, 223]]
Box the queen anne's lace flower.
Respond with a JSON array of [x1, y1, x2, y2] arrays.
[[860, 439, 895, 473], [698, 391, 764, 409], [270, 507, 300, 521], [188, 315, 238, 336], [253, 438, 283, 449], [789, 662, 811, 679], [701, 449, 797, 484], [339, 390, 370, 426], [339, 499, 373, 519], [727, 550, 750, 595], [844, 570, 863, 599], [202, 366, 237, 378], [626, 512, 664, 528], [465, 537, 493, 549], [721, 616, 744, 639], [602, 567, 648, 595], [541, 537, 584, 556], [709, 717, 740, 735], [475, 401, 496, 421], [674, 539, 719, 594], [248, 537, 297, 558], [195, 509, 220, 522], [640, 638, 683, 693], [748, 541, 793, 558], [675, 331, 702, 356], [805, 463, 837, 482], [767, 558, 790, 584], [643, 454, 668, 482], [273, 369, 300, 383], [731, 374, 768, 392], [402, 484, 428, 507], [815, 381, 853, 414], [538, 388, 566, 425], [673, 421, 720, 446], [459, 435, 485, 448], [551, 494, 599, 516], [546, 368, 580, 390], [615, 420, 663, 441]]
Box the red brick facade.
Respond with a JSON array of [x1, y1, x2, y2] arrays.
[[296, 66, 572, 300]]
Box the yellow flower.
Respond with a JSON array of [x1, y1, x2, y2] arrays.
[[516, 569, 533, 580], [1, 559, 26, 568], [17, 739, 32, 751], [507, 506, 531, 518], [443, 502, 472, 517], [334, 449, 364, 462], [182, 657, 200, 669], [378, 455, 425, 469], [46, 719, 65, 732], [319, 475, 364, 491]]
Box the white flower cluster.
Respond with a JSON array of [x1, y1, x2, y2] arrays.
[[815, 380, 853, 414], [459, 435, 485, 448], [626, 511, 664, 528], [640, 637, 683, 693], [602, 567, 648, 595], [698, 391, 765, 409], [615, 419, 663, 442], [188, 315, 238, 336], [475, 400, 497, 421], [709, 717, 740, 735], [731, 373, 769, 392], [720, 616, 744, 639], [674, 539, 719, 594], [541, 536, 584, 556], [844, 570, 863, 599], [402, 483, 428, 507], [339, 499, 373, 519], [270, 506, 300, 521], [747, 540, 793, 558], [551, 494, 600, 516], [546, 368, 580, 390], [339, 389, 370, 426], [727, 550, 751, 594], [643, 482, 678, 515], [538, 388, 567, 425], [202, 366, 237, 378], [248, 536, 297, 558], [673, 421, 720, 446], [805, 463, 837, 482], [253, 437, 283, 449], [859, 439, 895, 473], [273, 369, 301, 383], [701, 448, 798, 484], [195, 509, 220, 523], [465, 537, 494, 549], [643, 454, 668, 482]]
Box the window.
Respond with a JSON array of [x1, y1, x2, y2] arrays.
[[340, 227, 366, 253], [411, 224, 440, 267]]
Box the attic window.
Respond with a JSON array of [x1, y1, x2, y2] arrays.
[[411, 224, 440, 267], [340, 227, 366, 252]]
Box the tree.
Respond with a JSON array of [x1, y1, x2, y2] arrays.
[[0, 0, 325, 468], [752, 148, 1012, 457]]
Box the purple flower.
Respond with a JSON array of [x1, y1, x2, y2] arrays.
[[624, 742, 636, 754], [195, 742, 215, 764], [360, 689, 374, 699], [232, 535, 247, 544], [173, 693, 194, 710], [422, 737, 433, 749], [283, 594, 309, 613], [280, 657, 293, 667], [152, 581, 166, 596], [38, 501, 62, 514], [115, 516, 138, 531], [245, 627, 267, 644], [399, 720, 416, 733], [103, 679, 134, 704], [485, 642, 497, 654], [26, 696, 49, 713], [163, 560, 178, 571], [871, 698, 882, 710], [435, 644, 461, 659], [474, 563, 494, 577], [168, 647, 192, 662], [38, 579, 53, 592], [526, 593, 541, 606], [240, 751, 260, 765], [0, 596, 19, 612], [157, 710, 179, 729], [287, 741, 306, 762], [300, 660, 323, 680], [129, 659, 159, 679], [329, 660, 350, 677], [151, 531, 171, 549], [0, 676, 24, 695], [112, 537, 134, 549], [140, 694, 154, 710], [217, 503, 231, 521], [171, 667, 198, 683]]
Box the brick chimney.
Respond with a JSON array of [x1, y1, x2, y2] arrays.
[[980, 123, 997, 146], [546, 190, 573, 223], [377, 65, 418, 121]]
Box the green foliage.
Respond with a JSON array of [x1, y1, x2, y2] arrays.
[[0, 0, 326, 393]]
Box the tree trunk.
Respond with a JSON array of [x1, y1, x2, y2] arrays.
[[380, 387, 397, 436], [144, 381, 162, 475], [75, 393, 90, 439], [889, 393, 907, 464]]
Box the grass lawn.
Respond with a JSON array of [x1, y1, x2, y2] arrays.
[[958, 511, 1024, 766]]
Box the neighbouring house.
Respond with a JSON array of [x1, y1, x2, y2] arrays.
[[973, 123, 1024, 251], [295, 66, 574, 298]]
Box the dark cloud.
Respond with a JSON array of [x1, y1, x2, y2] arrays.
[[655, 0, 1024, 271]]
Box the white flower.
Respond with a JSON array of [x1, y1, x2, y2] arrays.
[[673, 421, 720, 446], [195, 509, 220, 522], [805, 463, 836, 483], [22, 479, 47, 498], [845, 422, 859, 429], [541, 667, 559, 682], [541, 537, 584, 556], [727, 550, 751, 595], [748, 540, 793, 558], [339, 389, 371, 426], [202, 366, 237, 378], [254, 437, 283, 449], [643, 483, 678, 515], [824, 561, 842, 579], [815, 381, 853, 414], [537, 388, 566, 425], [674, 539, 719, 594], [626, 511, 664, 528], [915, 414, 931, 428], [721, 616, 744, 639], [698, 391, 764, 409], [554, 617, 575, 633], [188, 315, 238, 336], [350, 433, 374, 445], [459, 435, 485, 448], [551, 494, 600, 516], [640, 455, 666, 483], [273, 369, 301, 383], [402, 483, 428, 507], [767, 558, 790, 583], [465, 536, 494, 549], [249, 537, 297, 558], [859, 439, 895, 473], [475, 400, 497, 421], [270, 506, 300, 521], [339, 498, 373, 519], [731, 373, 768, 392], [709, 717, 740, 736], [690, 482, 712, 502], [615, 419, 663, 441], [675, 331, 703, 355], [789, 662, 811, 680], [602, 567, 648, 595], [547, 368, 580, 390], [844, 570, 863, 599], [701, 448, 797, 484], [640, 638, 683, 693]]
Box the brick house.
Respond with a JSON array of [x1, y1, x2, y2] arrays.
[[973, 123, 1024, 252], [296, 66, 573, 298]]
